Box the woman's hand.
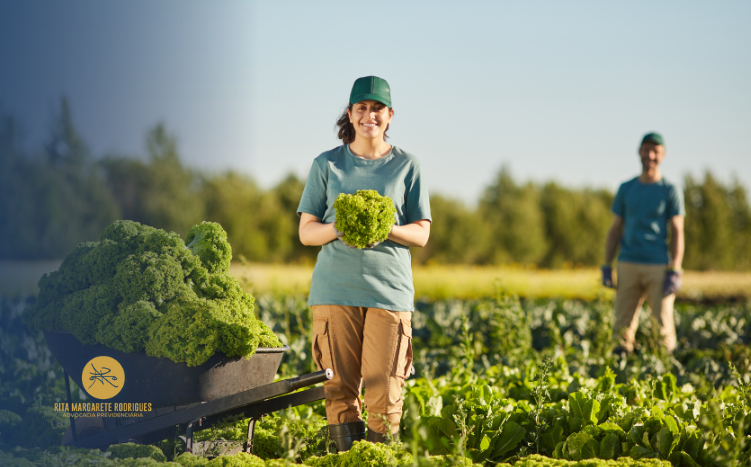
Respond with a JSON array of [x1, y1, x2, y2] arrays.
[[388, 220, 431, 248], [300, 214, 431, 248], [299, 213, 338, 246]]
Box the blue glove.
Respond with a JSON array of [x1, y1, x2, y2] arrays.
[[601, 265, 615, 288], [663, 269, 682, 296]]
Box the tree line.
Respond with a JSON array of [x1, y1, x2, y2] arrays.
[[1, 100, 749, 271]]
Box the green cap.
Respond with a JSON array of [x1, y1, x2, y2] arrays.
[[641, 132, 664, 146], [349, 76, 392, 108]]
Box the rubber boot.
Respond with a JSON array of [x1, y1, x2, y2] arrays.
[[328, 421, 366, 452], [366, 428, 399, 444]]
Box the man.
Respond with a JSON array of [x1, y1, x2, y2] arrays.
[[602, 132, 685, 354]]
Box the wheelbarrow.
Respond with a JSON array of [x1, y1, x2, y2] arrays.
[[45, 330, 332, 453]]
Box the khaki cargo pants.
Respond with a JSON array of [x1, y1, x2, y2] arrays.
[[311, 305, 413, 435], [614, 261, 677, 353]]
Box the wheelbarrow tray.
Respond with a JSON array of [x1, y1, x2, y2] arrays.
[[44, 330, 288, 407]]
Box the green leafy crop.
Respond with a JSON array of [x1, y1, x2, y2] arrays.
[[106, 443, 167, 462], [304, 440, 415, 466], [23, 220, 281, 367], [333, 190, 397, 248], [186, 222, 233, 274], [1, 407, 67, 450]]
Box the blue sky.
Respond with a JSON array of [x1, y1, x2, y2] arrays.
[[1, 1, 749, 205]]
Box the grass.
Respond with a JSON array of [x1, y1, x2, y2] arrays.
[[2, 261, 749, 301], [412, 265, 607, 300], [229, 263, 313, 296], [230, 263, 750, 301]]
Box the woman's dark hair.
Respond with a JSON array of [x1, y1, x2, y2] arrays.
[[336, 103, 390, 144]]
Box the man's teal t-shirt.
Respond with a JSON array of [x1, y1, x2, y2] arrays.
[[297, 144, 431, 312], [612, 177, 685, 265]]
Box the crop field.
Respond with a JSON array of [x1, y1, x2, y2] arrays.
[[2, 288, 751, 466]]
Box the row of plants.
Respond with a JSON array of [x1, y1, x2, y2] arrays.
[[1, 293, 750, 465]]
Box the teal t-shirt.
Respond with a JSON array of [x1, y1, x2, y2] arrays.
[[612, 177, 685, 265], [297, 144, 432, 312]]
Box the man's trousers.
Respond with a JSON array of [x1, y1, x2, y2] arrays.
[[614, 261, 677, 353]]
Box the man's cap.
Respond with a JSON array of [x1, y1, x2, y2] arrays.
[[349, 76, 391, 108], [641, 132, 664, 147]]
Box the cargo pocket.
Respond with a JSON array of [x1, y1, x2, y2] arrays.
[[393, 320, 413, 379], [312, 318, 334, 372]]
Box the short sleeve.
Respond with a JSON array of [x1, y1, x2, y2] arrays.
[[404, 160, 432, 223], [612, 183, 626, 217], [666, 184, 686, 218], [297, 157, 328, 219]]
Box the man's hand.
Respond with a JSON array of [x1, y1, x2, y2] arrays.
[[663, 269, 682, 296], [601, 265, 615, 288]]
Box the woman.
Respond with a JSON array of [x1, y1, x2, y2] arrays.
[[297, 76, 431, 451]]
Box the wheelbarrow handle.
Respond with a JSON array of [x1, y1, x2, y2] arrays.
[[290, 368, 333, 390]]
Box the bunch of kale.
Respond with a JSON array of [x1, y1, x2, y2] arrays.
[[23, 220, 281, 367]]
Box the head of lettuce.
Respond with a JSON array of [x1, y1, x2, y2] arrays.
[[333, 190, 397, 249]]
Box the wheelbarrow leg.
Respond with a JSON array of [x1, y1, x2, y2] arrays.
[[243, 416, 262, 454], [185, 418, 204, 454], [64, 371, 77, 441]]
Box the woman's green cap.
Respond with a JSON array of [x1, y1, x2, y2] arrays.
[[641, 132, 664, 146], [350, 76, 391, 108]]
